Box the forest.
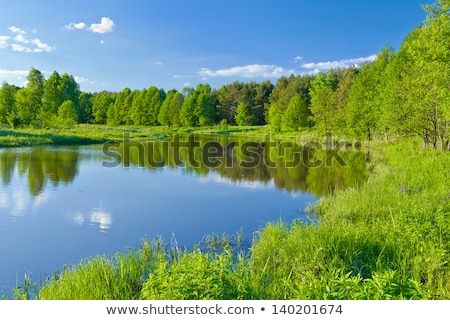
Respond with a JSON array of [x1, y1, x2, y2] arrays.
[[0, 0, 448, 149]]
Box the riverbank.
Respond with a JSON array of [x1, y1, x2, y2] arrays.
[[0, 124, 351, 148], [4, 129, 449, 300]]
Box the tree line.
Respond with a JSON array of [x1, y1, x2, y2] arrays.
[[0, 0, 448, 148]]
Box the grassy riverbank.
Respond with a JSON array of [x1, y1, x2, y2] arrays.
[[0, 124, 339, 148], [17, 136, 445, 300]]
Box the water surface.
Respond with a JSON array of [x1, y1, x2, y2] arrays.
[[0, 134, 369, 295]]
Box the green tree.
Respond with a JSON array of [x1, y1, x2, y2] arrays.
[[346, 47, 394, 140], [42, 71, 63, 126], [57, 100, 79, 127], [234, 103, 255, 126], [14, 88, 32, 127], [309, 71, 337, 132], [130, 89, 146, 125], [59, 73, 80, 104], [144, 87, 165, 126], [381, 1, 449, 148], [0, 82, 18, 126], [282, 93, 310, 131], [78, 92, 93, 124], [267, 101, 284, 132], [158, 90, 176, 126], [168, 91, 183, 127], [15, 68, 45, 126], [180, 94, 196, 127], [180, 84, 214, 127], [92, 91, 114, 124], [217, 81, 243, 124], [334, 66, 358, 131]]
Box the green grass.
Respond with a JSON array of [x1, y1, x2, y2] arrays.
[[0, 124, 338, 148], [249, 139, 449, 299], [38, 238, 166, 300], [9, 137, 450, 300]]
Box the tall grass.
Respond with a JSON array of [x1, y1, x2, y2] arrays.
[[30, 139, 450, 299], [39, 238, 166, 300], [250, 139, 449, 299]]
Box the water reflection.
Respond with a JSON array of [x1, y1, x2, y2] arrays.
[[0, 147, 80, 196], [90, 208, 113, 231], [0, 134, 370, 198], [102, 134, 370, 196]]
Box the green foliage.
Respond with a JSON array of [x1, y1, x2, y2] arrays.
[[282, 93, 311, 131], [39, 239, 164, 300], [167, 91, 183, 126], [218, 118, 229, 131], [234, 103, 256, 126], [0, 82, 18, 127], [180, 84, 215, 127], [309, 71, 338, 132], [346, 47, 394, 140], [217, 81, 272, 125], [141, 249, 257, 299], [57, 100, 79, 127], [92, 91, 115, 124], [381, 3, 449, 148]]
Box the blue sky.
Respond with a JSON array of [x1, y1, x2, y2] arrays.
[[0, 0, 429, 92]]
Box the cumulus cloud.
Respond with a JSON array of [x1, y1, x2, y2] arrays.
[[199, 64, 295, 78], [74, 76, 96, 86], [65, 17, 115, 35], [0, 36, 10, 49], [300, 55, 377, 71], [65, 22, 87, 30], [31, 38, 55, 52], [0, 26, 55, 53], [14, 34, 29, 44], [8, 26, 25, 34], [0, 69, 29, 79], [88, 17, 115, 34], [11, 43, 32, 53]]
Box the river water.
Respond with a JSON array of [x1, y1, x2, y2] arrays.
[[0, 134, 368, 296]]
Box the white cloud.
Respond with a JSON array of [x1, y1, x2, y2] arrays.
[[0, 36, 10, 49], [74, 76, 95, 85], [294, 56, 303, 62], [1, 26, 55, 53], [14, 34, 29, 44], [31, 38, 55, 52], [301, 55, 377, 71], [11, 43, 32, 53], [65, 22, 87, 30], [0, 69, 29, 79], [8, 26, 25, 34], [199, 64, 295, 78], [88, 17, 115, 34]]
